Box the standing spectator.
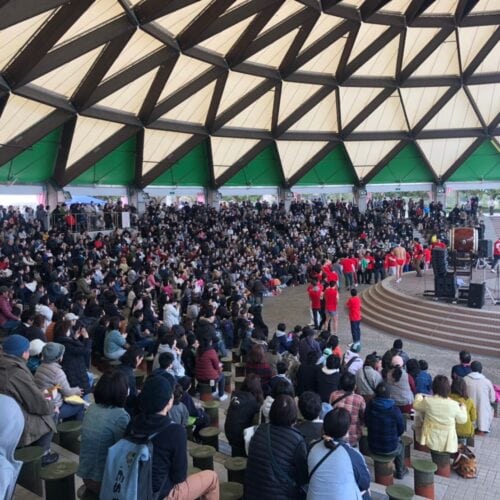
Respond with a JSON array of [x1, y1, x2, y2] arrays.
[[451, 351, 472, 380], [323, 281, 339, 334], [307, 280, 323, 330], [329, 372, 366, 447], [297, 351, 320, 396], [365, 382, 408, 478], [413, 375, 467, 454], [0, 335, 58, 466], [464, 361, 496, 434], [345, 289, 361, 347], [244, 395, 308, 500], [307, 408, 370, 500]]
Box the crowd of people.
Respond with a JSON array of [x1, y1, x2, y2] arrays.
[[0, 197, 498, 500]]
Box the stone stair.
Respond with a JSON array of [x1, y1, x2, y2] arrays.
[[361, 277, 500, 357]]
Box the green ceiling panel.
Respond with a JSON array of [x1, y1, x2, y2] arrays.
[[296, 144, 356, 185], [370, 144, 435, 184], [71, 136, 137, 186], [448, 140, 500, 181], [0, 128, 61, 183], [225, 144, 283, 186], [152, 141, 211, 186]]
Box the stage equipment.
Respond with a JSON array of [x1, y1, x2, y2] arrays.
[[468, 282, 485, 309], [449, 227, 477, 253], [434, 272, 456, 298]]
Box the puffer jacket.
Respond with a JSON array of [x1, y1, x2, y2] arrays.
[[0, 354, 56, 447], [56, 336, 92, 394], [195, 348, 220, 382], [244, 423, 307, 500], [34, 362, 80, 408]]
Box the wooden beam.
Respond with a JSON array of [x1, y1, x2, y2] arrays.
[[463, 26, 500, 80], [53, 116, 77, 187], [405, 0, 434, 25], [336, 24, 360, 83], [0, 0, 70, 30], [456, 0, 480, 25], [135, 0, 199, 24], [206, 73, 229, 133], [360, 0, 391, 20], [271, 81, 282, 136], [134, 128, 144, 187]]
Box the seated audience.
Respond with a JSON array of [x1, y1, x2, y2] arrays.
[[244, 394, 307, 500], [168, 383, 189, 426], [315, 354, 341, 403], [307, 408, 371, 499], [451, 350, 472, 380], [386, 356, 414, 413], [78, 371, 130, 495], [262, 378, 295, 424], [450, 377, 477, 445], [297, 350, 320, 396], [355, 352, 383, 401], [245, 344, 273, 395], [195, 335, 226, 401], [103, 316, 127, 360], [413, 375, 467, 453], [295, 391, 323, 446]]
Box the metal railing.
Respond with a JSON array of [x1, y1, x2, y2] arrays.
[[50, 211, 132, 233]]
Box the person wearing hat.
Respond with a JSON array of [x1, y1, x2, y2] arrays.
[[0, 334, 58, 466], [124, 376, 219, 500], [34, 342, 85, 422], [27, 338, 46, 374], [0, 286, 20, 332]]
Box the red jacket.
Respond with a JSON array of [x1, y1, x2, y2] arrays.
[[195, 348, 220, 381], [0, 295, 18, 326]]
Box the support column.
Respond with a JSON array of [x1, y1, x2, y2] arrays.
[[128, 187, 148, 216], [432, 183, 446, 208], [205, 187, 220, 210], [45, 183, 65, 229], [354, 186, 367, 213], [278, 187, 292, 211]]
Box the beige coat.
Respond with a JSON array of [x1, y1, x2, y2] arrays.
[[413, 394, 467, 453], [464, 372, 495, 432]]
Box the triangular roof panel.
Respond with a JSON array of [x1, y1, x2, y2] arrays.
[[355, 92, 407, 132], [417, 137, 475, 177], [31, 45, 105, 98], [370, 144, 435, 184], [459, 26, 497, 70], [225, 91, 274, 130], [67, 116, 124, 168], [154, 1, 212, 37], [279, 82, 323, 123], [424, 0, 458, 14], [412, 34, 459, 77], [143, 129, 194, 175], [349, 23, 387, 63], [151, 141, 210, 186], [200, 15, 256, 56], [300, 15, 344, 53], [299, 36, 345, 74], [399, 86, 449, 128], [466, 84, 500, 124], [211, 137, 260, 180], [258, 2, 305, 34], [225, 144, 283, 186], [339, 87, 384, 127], [218, 71, 265, 115], [423, 90, 481, 130], [295, 145, 356, 186], [0, 94, 55, 145], [276, 140, 328, 180], [448, 140, 500, 181], [344, 140, 399, 181], [472, 42, 499, 74], [353, 35, 399, 77], [247, 28, 300, 68], [288, 91, 337, 133], [403, 27, 440, 69]]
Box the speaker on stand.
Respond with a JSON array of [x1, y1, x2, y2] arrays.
[[431, 247, 448, 276], [478, 240, 492, 259], [468, 282, 485, 309]]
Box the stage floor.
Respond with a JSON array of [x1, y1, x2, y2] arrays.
[[391, 268, 500, 312]]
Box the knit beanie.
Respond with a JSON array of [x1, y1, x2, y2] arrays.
[[42, 342, 65, 363], [139, 375, 173, 414], [3, 334, 30, 358]]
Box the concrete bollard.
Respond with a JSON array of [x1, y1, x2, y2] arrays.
[[14, 446, 44, 496], [372, 454, 394, 486], [224, 456, 247, 485], [223, 371, 232, 393], [402, 435, 413, 468], [41, 461, 78, 500], [412, 459, 437, 499], [386, 484, 415, 500], [202, 400, 220, 428], [189, 445, 216, 471], [199, 426, 221, 451], [198, 383, 213, 402], [430, 450, 451, 478]]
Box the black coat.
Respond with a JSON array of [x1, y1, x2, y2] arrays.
[[57, 336, 92, 393], [315, 367, 341, 403], [244, 423, 307, 500], [224, 391, 260, 452]]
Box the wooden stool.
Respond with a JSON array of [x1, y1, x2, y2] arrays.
[[359, 427, 369, 456], [412, 459, 437, 500], [224, 456, 247, 484], [133, 369, 146, 390], [202, 400, 220, 428], [77, 485, 99, 499], [56, 421, 82, 455], [14, 446, 44, 496], [234, 363, 246, 378], [371, 454, 394, 486], [40, 461, 78, 500], [386, 484, 414, 500], [221, 357, 233, 373], [199, 426, 221, 451], [220, 481, 244, 500], [413, 430, 429, 453], [223, 371, 232, 393], [402, 435, 413, 468], [234, 377, 245, 391], [231, 349, 241, 363], [189, 445, 216, 470], [430, 450, 450, 477], [198, 383, 213, 402]]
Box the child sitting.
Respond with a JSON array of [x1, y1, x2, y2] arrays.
[[415, 359, 432, 395], [168, 384, 189, 426]]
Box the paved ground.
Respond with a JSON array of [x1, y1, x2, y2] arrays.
[[262, 282, 500, 499]]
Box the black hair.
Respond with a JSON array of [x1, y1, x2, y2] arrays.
[[459, 351, 471, 364], [418, 359, 428, 371], [323, 407, 351, 442], [470, 360, 482, 373], [269, 394, 297, 427], [271, 378, 295, 399], [119, 346, 145, 368], [339, 371, 356, 392], [172, 383, 184, 404], [405, 358, 420, 379], [393, 339, 403, 349], [94, 370, 128, 407], [306, 350, 320, 365], [350, 289, 357, 296], [276, 360, 288, 375], [364, 352, 380, 369], [374, 381, 390, 399], [432, 374, 450, 398], [109, 316, 121, 330], [298, 391, 321, 421], [277, 322, 286, 332], [158, 351, 174, 369], [326, 354, 341, 370]]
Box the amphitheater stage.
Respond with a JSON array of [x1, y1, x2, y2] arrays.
[[361, 271, 500, 358]]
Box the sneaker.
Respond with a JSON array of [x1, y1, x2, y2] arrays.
[[394, 467, 409, 479], [41, 451, 59, 467], [218, 394, 228, 402]]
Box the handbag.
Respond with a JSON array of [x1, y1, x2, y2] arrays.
[[452, 444, 477, 478]]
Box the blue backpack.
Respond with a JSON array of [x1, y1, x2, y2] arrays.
[[100, 434, 158, 500]]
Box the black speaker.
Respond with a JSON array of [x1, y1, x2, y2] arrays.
[[478, 240, 492, 258], [432, 247, 448, 276], [468, 282, 485, 309], [434, 272, 456, 298]]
